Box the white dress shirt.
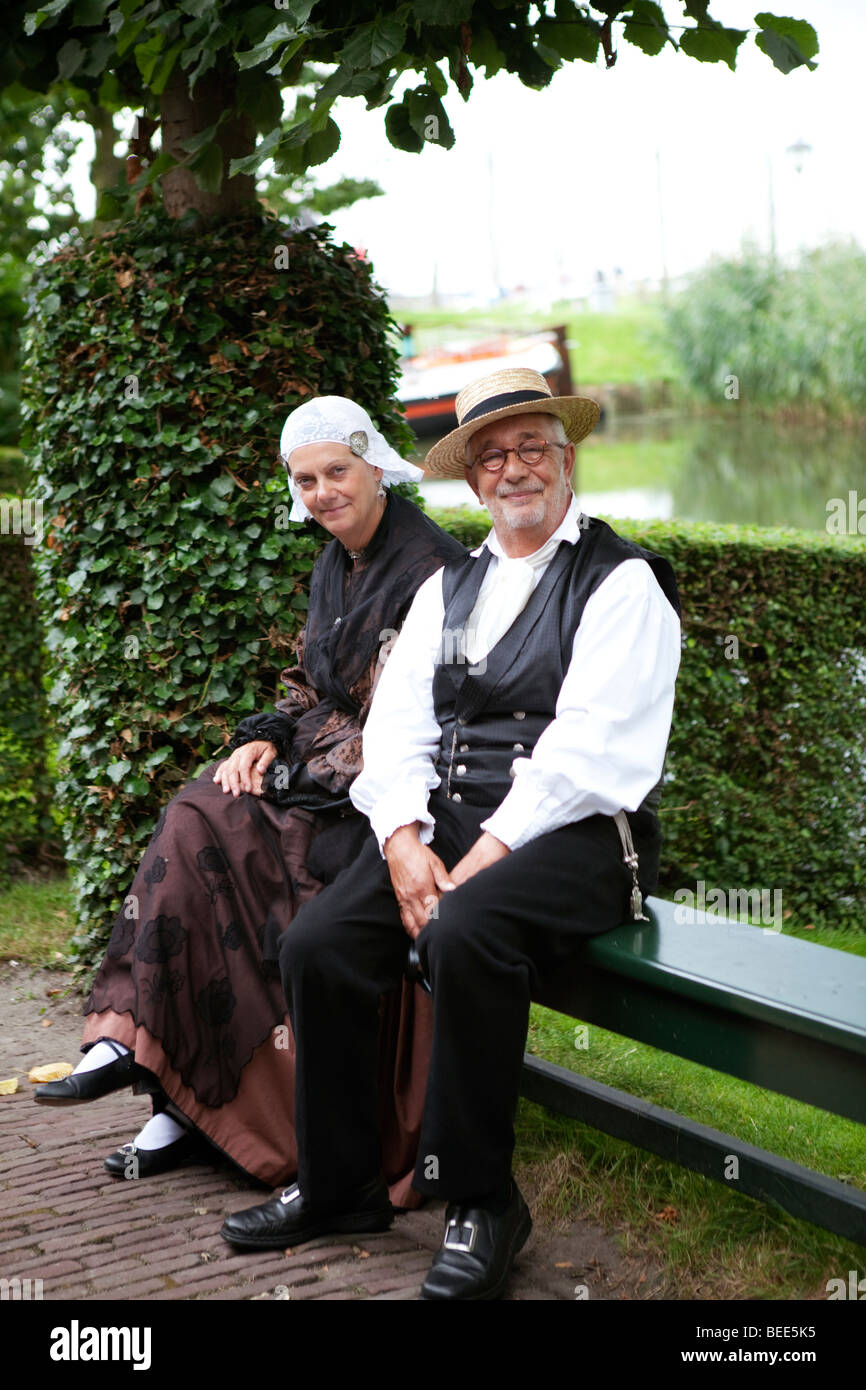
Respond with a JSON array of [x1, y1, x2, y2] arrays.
[[350, 496, 682, 853]]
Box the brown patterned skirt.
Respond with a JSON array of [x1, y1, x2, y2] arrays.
[[82, 764, 432, 1206]]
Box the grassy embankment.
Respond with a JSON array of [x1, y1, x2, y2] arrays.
[[399, 297, 680, 388], [2, 876, 863, 1299]]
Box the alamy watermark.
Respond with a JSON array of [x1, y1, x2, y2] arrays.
[[673, 881, 783, 933], [1, 1276, 43, 1300], [378, 626, 487, 674], [0, 497, 43, 546], [826, 490, 866, 535]]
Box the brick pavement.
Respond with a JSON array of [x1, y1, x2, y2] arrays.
[[4, 1085, 659, 1301]]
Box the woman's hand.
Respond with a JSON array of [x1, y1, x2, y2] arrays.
[[213, 741, 278, 798], [384, 823, 455, 940]]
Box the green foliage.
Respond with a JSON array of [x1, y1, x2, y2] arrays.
[[21, 206, 413, 960], [428, 508, 866, 929], [5, 1, 820, 191], [0, 501, 53, 874], [664, 241, 866, 418]]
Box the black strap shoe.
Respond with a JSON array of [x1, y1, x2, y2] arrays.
[[32, 1041, 142, 1105], [420, 1182, 532, 1300], [104, 1132, 204, 1179], [220, 1175, 394, 1252]]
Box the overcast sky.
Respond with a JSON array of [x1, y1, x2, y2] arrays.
[[318, 0, 864, 298], [64, 1, 863, 300]]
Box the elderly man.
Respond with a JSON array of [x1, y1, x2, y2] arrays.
[[221, 367, 681, 1300]]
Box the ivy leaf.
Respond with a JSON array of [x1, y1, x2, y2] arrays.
[[679, 24, 747, 69], [755, 13, 818, 72], [339, 17, 407, 70], [106, 760, 132, 784]]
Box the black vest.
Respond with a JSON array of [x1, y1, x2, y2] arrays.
[[432, 515, 680, 813]]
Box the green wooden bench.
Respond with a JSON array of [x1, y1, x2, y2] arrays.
[[523, 896, 866, 1243]]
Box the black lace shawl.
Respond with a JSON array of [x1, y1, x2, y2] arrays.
[[228, 492, 466, 799]]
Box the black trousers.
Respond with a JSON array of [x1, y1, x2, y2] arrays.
[[279, 790, 660, 1207]]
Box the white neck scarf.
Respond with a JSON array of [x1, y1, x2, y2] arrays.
[[463, 533, 563, 665]]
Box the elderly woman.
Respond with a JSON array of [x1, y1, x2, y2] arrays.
[[34, 397, 465, 1206]]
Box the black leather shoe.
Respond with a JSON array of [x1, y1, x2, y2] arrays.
[[104, 1133, 203, 1179], [33, 1046, 141, 1105], [420, 1183, 532, 1300], [220, 1175, 394, 1251]]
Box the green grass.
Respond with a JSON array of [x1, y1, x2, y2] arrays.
[[0, 875, 75, 965], [395, 297, 682, 387]]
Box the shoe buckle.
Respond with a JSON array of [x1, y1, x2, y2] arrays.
[[279, 1186, 302, 1206], [443, 1217, 477, 1254]]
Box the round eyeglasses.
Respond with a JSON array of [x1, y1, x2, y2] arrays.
[[472, 440, 568, 473]]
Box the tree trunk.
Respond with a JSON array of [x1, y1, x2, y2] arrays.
[[86, 103, 126, 196], [160, 68, 256, 219]]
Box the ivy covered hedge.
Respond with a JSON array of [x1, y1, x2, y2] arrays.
[[21, 207, 412, 958], [429, 508, 866, 929], [0, 507, 53, 875]]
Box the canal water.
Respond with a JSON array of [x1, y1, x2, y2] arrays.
[[414, 415, 866, 533]]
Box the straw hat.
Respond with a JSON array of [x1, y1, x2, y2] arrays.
[[423, 367, 601, 479]]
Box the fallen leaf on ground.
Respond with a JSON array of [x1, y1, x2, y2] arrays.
[[655, 1205, 679, 1223], [0, 1077, 19, 1095], [28, 1063, 74, 1083], [555, 1261, 575, 1269], [41, 1019, 52, 1028], [193, 1207, 208, 1216]]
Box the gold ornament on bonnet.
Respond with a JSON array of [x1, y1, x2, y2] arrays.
[[348, 430, 368, 456]]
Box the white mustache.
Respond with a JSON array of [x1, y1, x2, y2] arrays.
[[496, 486, 544, 498]]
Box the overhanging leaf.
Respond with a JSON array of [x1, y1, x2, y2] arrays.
[[755, 14, 818, 73], [385, 100, 424, 154], [622, 1, 670, 57], [339, 16, 406, 69], [188, 141, 224, 195], [57, 38, 87, 80], [679, 24, 747, 70]]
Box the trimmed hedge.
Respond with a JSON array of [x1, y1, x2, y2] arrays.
[[21, 207, 413, 959], [429, 508, 866, 928]]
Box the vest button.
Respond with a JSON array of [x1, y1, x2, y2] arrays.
[[508, 766, 517, 778], [459, 744, 469, 753], [513, 710, 526, 720], [452, 793, 462, 803], [513, 743, 525, 753], [456, 764, 466, 776]]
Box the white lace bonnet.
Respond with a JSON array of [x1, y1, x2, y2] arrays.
[[279, 396, 423, 522]]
